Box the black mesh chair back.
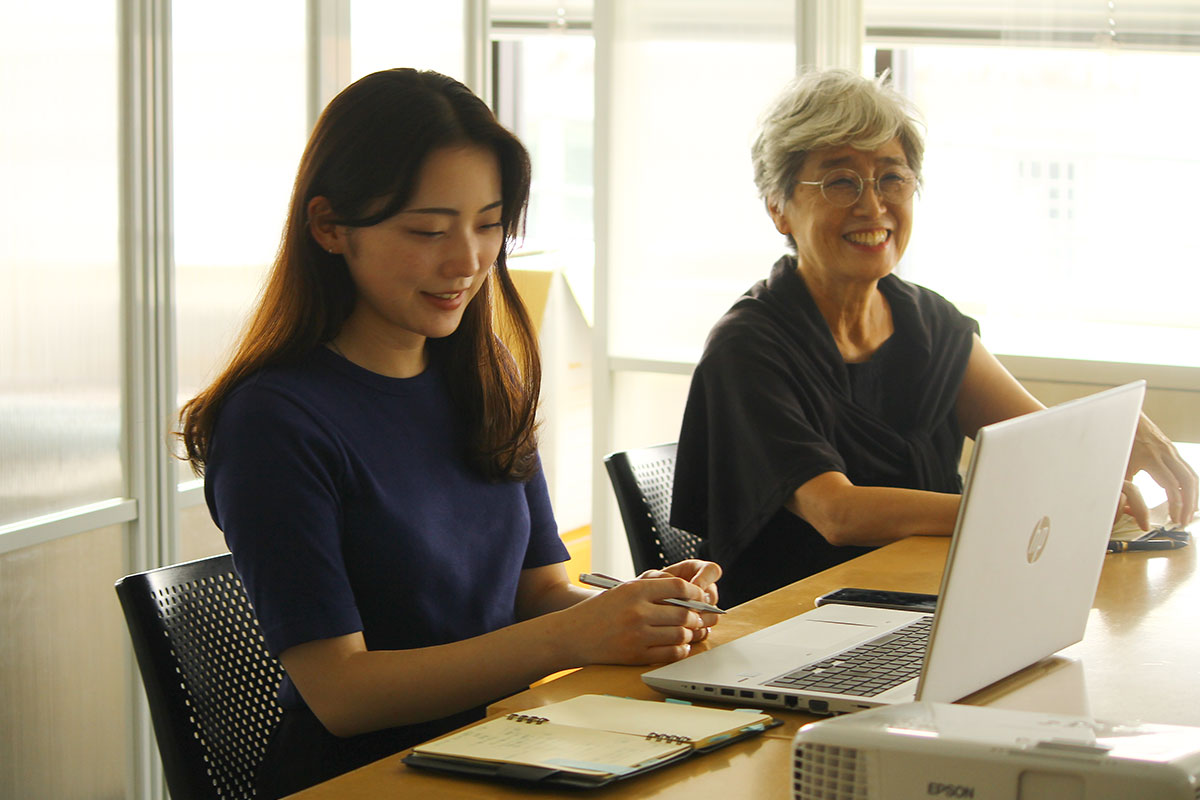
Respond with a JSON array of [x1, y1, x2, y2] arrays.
[[115, 553, 285, 800], [604, 442, 707, 573]]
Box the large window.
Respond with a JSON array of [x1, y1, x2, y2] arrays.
[[172, 2, 308, 563], [1, 6, 130, 799], [509, 35, 594, 254], [600, 2, 797, 363], [0, 2, 122, 524], [172, 2, 307, 486], [865, 2, 1200, 368], [495, 30, 596, 310]]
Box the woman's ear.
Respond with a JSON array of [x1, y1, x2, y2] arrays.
[[766, 198, 791, 237], [307, 196, 345, 254]]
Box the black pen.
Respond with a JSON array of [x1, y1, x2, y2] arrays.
[[578, 572, 726, 614]]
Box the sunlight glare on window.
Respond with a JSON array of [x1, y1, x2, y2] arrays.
[[883, 45, 1200, 367], [171, 1, 306, 482], [351, 1, 465, 82]]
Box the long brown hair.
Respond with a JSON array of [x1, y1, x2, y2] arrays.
[[178, 69, 539, 481]]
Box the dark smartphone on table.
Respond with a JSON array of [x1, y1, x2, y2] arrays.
[[815, 587, 938, 614]]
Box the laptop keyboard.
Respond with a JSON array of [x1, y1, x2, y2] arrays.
[[766, 615, 933, 697]]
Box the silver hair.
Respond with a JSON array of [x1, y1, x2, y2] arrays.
[[751, 67, 925, 212]]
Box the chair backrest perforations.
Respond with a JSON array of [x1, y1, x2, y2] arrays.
[[116, 554, 285, 800], [604, 442, 706, 573]]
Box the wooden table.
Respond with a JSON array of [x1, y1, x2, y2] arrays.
[[288, 535, 1199, 799]]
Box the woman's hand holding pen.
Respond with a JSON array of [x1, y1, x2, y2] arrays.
[[563, 561, 722, 666], [650, 558, 722, 606], [639, 558, 722, 643]]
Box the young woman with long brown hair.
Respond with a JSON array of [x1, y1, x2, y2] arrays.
[[178, 69, 721, 798]]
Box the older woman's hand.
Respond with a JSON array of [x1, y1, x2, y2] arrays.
[[1125, 412, 1198, 527]]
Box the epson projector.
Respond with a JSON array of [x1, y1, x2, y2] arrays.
[[791, 702, 1200, 799]]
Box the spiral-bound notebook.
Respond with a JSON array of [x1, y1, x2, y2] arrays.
[[403, 694, 778, 788]]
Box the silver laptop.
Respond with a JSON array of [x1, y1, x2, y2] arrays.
[[643, 381, 1145, 714]]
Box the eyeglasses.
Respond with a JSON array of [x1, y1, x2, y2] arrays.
[[796, 167, 918, 208]]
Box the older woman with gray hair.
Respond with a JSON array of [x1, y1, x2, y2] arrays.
[[670, 68, 1196, 607]]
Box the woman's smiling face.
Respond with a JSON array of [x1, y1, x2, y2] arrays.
[[770, 138, 914, 288], [339, 144, 505, 348]]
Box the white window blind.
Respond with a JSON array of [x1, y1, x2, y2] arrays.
[[866, 0, 1200, 48]]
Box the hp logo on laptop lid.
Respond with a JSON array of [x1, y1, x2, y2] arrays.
[[1027, 516, 1051, 563]]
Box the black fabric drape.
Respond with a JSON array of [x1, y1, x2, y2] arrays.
[[671, 256, 977, 605]]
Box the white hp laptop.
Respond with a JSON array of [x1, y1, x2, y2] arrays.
[[643, 381, 1145, 715]]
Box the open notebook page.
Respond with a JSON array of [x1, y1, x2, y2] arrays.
[[525, 694, 772, 746]]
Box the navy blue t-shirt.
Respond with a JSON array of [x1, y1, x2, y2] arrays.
[[205, 347, 567, 709]]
